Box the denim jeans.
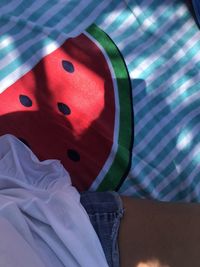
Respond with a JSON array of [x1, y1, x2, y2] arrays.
[[80, 191, 124, 267]]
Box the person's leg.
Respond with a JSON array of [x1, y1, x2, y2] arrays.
[[80, 191, 124, 267], [119, 196, 200, 267]]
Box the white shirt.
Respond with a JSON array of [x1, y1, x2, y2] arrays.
[[0, 134, 108, 267]]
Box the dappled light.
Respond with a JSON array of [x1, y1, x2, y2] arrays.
[[2, 1, 200, 267], [176, 127, 193, 150], [0, 5, 133, 192], [1, 0, 200, 199], [136, 258, 170, 267]]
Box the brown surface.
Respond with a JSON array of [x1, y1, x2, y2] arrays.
[[118, 196, 200, 267]]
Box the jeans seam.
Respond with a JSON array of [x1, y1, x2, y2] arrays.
[[111, 213, 123, 267]]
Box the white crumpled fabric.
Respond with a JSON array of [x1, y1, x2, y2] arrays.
[[0, 134, 108, 267]]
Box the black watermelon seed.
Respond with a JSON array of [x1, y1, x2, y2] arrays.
[[18, 138, 31, 148], [57, 102, 71, 115], [67, 149, 80, 162], [19, 95, 32, 107], [62, 60, 74, 73]]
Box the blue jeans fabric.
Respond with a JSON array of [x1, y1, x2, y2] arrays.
[[193, 0, 200, 26], [80, 191, 124, 267]]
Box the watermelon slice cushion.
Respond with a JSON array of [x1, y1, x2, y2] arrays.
[[0, 24, 133, 191]]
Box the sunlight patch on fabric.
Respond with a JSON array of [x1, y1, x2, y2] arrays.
[[176, 128, 193, 150]]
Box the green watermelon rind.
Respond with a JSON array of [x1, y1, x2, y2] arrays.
[[86, 24, 134, 191]]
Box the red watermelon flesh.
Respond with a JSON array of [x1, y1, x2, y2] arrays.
[[0, 33, 115, 191]]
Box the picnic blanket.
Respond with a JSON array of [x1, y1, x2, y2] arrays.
[[1, 0, 200, 202]]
